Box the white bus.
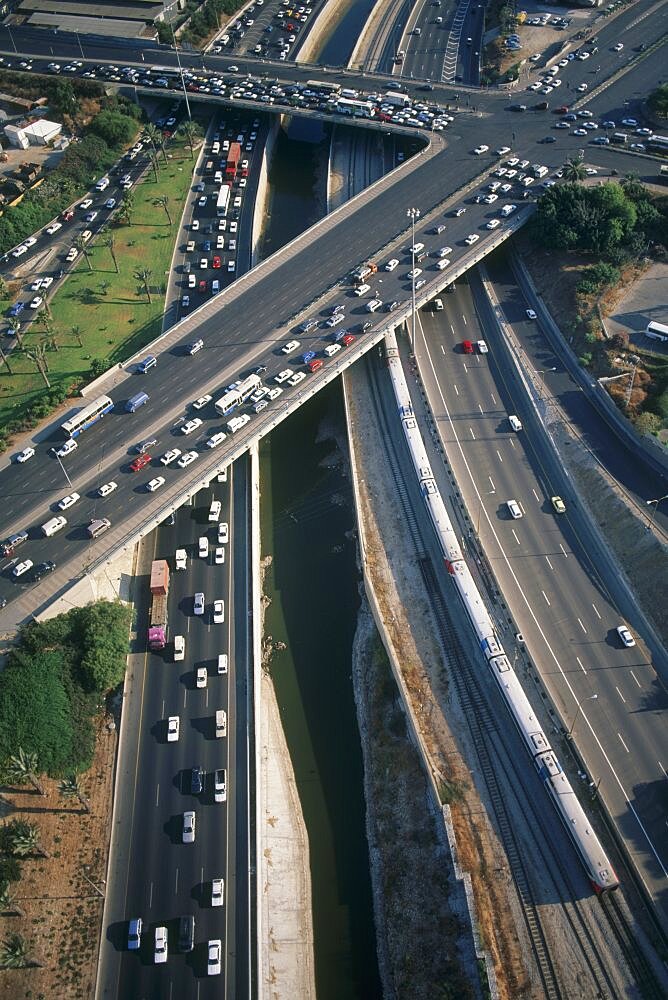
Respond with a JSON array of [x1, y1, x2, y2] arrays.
[[216, 184, 231, 218], [646, 320, 668, 342], [61, 394, 114, 438], [334, 98, 376, 118], [215, 374, 262, 416]]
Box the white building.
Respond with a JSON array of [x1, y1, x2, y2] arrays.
[[3, 119, 62, 148]]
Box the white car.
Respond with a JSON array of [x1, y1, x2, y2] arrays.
[[194, 592, 205, 615], [477, 340, 488, 354], [178, 451, 198, 468], [12, 560, 33, 578], [407, 268, 422, 280], [196, 666, 207, 688], [613, 42, 623, 51], [182, 810, 196, 843], [267, 386, 283, 400], [473, 144, 489, 155], [454, 207, 467, 217], [154, 926, 168, 964], [79, 198, 93, 210], [58, 492, 80, 510], [385, 258, 399, 271], [16, 447, 35, 463], [409, 242, 425, 254], [213, 599, 225, 624], [464, 234, 480, 246], [192, 394, 212, 410], [167, 715, 180, 741], [208, 939, 222, 976], [616, 625, 635, 648], [174, 635, 185, 661], [506, 499, 523, 519], [215, 546, 225, 565], [281, 340, 300, 354], [496, 146, 511, 156], [214, 768, 227, 803], [181, 417, 203, 435], [487, 219, 501, 230], [212, 877, 225, 906], [219, 522, 229, 544], [46, 222, 62, 235], [147, 476, 165, 492], [55, 439, 78, 458], [288, 371, 306, 386], [526, 309, 537, 320], [207, 432, 227, 449], [160, 448, 181, 466], [483, 193, 498, 204]]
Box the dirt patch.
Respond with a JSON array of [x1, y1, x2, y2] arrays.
[[0, 713, 116, 997]]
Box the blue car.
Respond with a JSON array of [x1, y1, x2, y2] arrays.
[[8, 301, 25, 318], [203, 240, 212, 252], [302, 350, 316, 364]]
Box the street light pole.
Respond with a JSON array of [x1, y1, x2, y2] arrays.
[[51, 448, 73, 489], [170, 22, 192, 121], [406, 207, 420, 349], [80, 868, 105, 898], [567, 693, 597, 738], [646, 493, 668, 531]]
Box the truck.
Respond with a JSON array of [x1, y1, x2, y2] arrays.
[[175, 548, 187, 570], [148, 559, 170, 650], [216, 183, 231, 217], [225, 141, 241, 181], [384, 91, 410, 107], [352, 261, 377, 284]]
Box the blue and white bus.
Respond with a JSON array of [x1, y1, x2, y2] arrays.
[[61, 394, 114, 438], [214, 374, 262, 417]]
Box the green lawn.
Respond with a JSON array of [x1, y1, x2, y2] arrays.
[[0, 135, 200, 436]]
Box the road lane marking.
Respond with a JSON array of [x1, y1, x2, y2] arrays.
[[545, 555, 553, 570], [174, 868, 179, 895], [559, 543, 568, 558], [577, 618, 587, 633], [576, 656, 587, 675], [149, 881, 154, 909], [453, 384, 459, 396], [450, 324, 455, 336], [532, 488, 540, 502], [478, 403, 484, 414], [496, 449, 503, 462], [488, 476, 495, 491], [615, 686, 626, 704], [630, 670, 641, 689], [155, 783, 160, 808], [618, 733, 630, 753], [462, 314, 467, 325], [541, 590, 551, 606], [511, 528, 521, 545], [592, 603, 602, 620], [469, 427, 475, 439], [490, 393, 497, 404], [659, 761, 667, 779], [509, 438, 516, 449], [440, 344, 445, 354]]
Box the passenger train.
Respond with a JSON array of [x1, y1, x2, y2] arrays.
[[384, 330, 618, 893]]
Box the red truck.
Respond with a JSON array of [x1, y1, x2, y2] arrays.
[[225, 142, 241, 181], [148, 559, 169, 650]]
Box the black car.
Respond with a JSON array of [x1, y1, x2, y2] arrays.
[[178, 915, 195, 952], [190, 766, 203, 795], [357, 321, 373, 333], [32, 560, 56, 581], [254, 365, 268, 375]]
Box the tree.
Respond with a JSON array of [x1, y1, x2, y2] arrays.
[[98, 280, 110, 297], [23, 344, 51, 388], [2, 748, 45, 796], [144, 123, 167, 165], [134, 267, 153, 304], [562, 158, 587, 182], [104, 234, 119, 273], [155, 195, 172, 227], [59, 773, 91, 814], [118, 192, 135, 225], [0, 344, 12, 376], [0, 882, 24, 917], [41, 315, 58, 351], [178, 120, 201, 159], [647, 82, 668, 120], [148, 151, 159, 183], [0, 275, 7, 297], [71, 324, 83, 348], [89, 109, 137, 149], [8, 321, 23, 348], [5, 820, 50, 859], [74, 234, 93, 272], [75, 601, 133, 693], [0, 933, 42, 969]]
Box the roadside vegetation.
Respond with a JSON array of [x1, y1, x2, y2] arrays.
[[525, 173, 668, 438], [157, 0, 245, 47], [0, 116, 204, 452]]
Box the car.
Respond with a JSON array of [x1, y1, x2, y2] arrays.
[[526, 309, 537, 320], [215, 546, 225, 565], [178, 450, 198, 468], [128, 918, 142, 950], [506, 499, 523, 519], [192, 394, 212, 410], [464, 234, 480, 246], [454, 207, 467, 217], [194, 592, 205, 615], [230, 221, 238, 233], [612, 42, 623, 51], [551, 495, 566, 514], [555, 121, 569, 129], [196, 666, 207, 689], [474, 144, 489, 155], [212, 877, 225, 906], [66, 248, 78, 262], [289, 371, 306, 386], [228, 259, 236, 272], [576, 84, 588, 93], [41, 276, 54, 290], [585, 167, 598, 176], [130, 453, 151, 473], [46, 222, 62, 235], [621, 118, 638, 127], [616, 625, 635, 648], [105, 198, 116, 210], [477, 340, 488, 354], [188, 339, 204, 355], [281, 340, 300, 354], [407, 268, 422, 280], [8, 301, 25, 317], [541, 135, 557, 143], [80, 198, 93, 210], [147, 476, 166, 492], [16, 447, 35, 463], [487, 219, 501, 230], [214, 767, 227, 803], [207, 432, 227, 449], [496, 146, 511, 156], [267, 386, 283, 400], [85, 211, 98, 223], [181, 417, 203, 435], [208, 939, 222, 976], [573, 128, 587, 136], [629, 143, 645, 151], [483, 194, 498, 204], [409, 242, 425, 254], [190, 766, 204, 795], [12, 559, 34, 579], [167, 716, 180, 741], [213, 599, 225, 624], [55, 439, 78, 458], [58, 491, 80, 511], [154, 926, 168, 964], [160, 448, 182, 466], [218, 522, 229, 544], [97, 481, 117, 497], [212, 255, 222, 269], [182, 811, 196, 843]]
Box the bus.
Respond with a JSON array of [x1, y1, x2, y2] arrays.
[[646, 320, 668, 342], [61, 394, 114, 438], [306, 79, 341, 95], [647, 134, 668, 151], [215, 374, 262, 416], [216, 184, 231, 217], [334, 98, 376, 118], [149, 65, 184, 85]]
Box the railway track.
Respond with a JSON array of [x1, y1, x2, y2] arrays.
[[600, 893, 666, 1000], [364, 346, 638, 999]]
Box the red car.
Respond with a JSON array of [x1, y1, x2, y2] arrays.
[[308, 358, 323, 373], [462, 340, 474, 354], [341, 334, 354, 347], [198, 279, 207, 293], [212, 255, 221, 269], [130, 453, 151, 472], [61, 209, 74, 221]]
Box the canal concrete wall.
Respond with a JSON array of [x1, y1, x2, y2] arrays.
[[250, 115, 283, 268]]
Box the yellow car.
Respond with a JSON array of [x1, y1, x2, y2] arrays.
[[551, 496, 566, 514]]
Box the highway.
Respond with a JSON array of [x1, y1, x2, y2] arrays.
[[98, 459, 253, 997]]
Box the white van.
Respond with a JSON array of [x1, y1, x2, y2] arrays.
[[215, 709, 227, 738], [209, 499, 222, 522], [217, 654, 228, 675], [214, 170, 223, 185], [174, 635, 185, 661], [434, 298, 444, 311], [42, 515, 67, 537], [509, 415, 522, 432], [80, 230, 93, 244], [198, 536, 209, 558], [436, 259, 449, 270], [95, 177, 110, 191]]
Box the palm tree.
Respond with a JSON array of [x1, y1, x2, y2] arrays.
[[620, 172, 645, 199], [71, 324, 83, 348], [0, 343, 13, 375], [74, 234, 93, 272], [3, 748, 45, 796], [58, 774, 91, 814], [148, 150, 159, 183], [0, 933, 42, 969], [0, 275, 7, 297], [23, 345, 51, 388], [98, 279, 110, 297], [144, 122, 167, 165], [41, 315, 58, 351], [104, 234, 119, 274], [178, 120, 201, 159], [8, 320, 23, 348], [0, 883, 24, 917], [154, 195, 172, 227], [119, 191, 135, 225], [8, 820, 50, 859], [134, 267, 153, 304], [563, 157, 587, 182]]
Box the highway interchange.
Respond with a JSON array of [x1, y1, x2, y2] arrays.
[[0, 0, 666, 990]]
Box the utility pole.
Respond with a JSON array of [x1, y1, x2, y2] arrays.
[[406, 207, 420, 350]]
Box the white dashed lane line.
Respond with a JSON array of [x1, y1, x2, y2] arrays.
[[541, 590, 551, 606], [629, 670, 642, 689], [616, 685, 626, 704], [618, 733, 630, 753], [577, 618, 587, 634], [559, 543, 568, 558], [576, 656, 587, 675], [545, 555, 553, 570], [592, 603, 602, 620], [511, 528, 521, 545]]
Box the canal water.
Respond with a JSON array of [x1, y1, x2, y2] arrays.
[[258, 132, 382, 998]]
